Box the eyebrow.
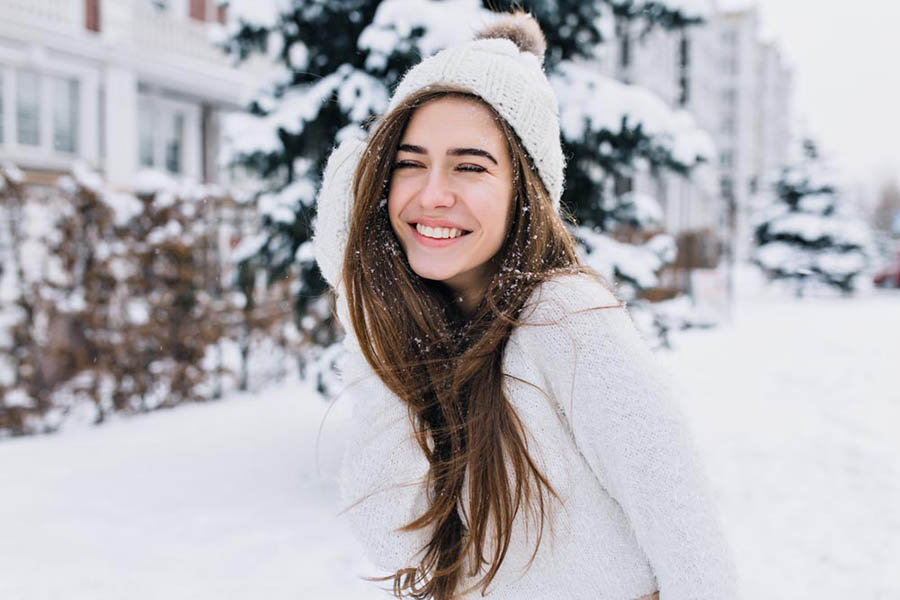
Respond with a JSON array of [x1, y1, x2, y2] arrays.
[[397, 144, 498, 166]]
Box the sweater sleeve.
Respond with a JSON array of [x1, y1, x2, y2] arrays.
[[335, 292, 434, 574], [513, 274, 738, 599]]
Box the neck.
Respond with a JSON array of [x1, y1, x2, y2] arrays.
[[453, 287, 483, 315], [442, 265, 495, 316]]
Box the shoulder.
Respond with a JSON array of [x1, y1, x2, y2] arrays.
[[519, 271, 623, 326], [510, 271, 653, 369]]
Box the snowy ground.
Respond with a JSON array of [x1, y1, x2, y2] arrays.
[[1, 269, 898, 599]]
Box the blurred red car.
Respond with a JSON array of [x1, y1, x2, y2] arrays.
[[874, 251, 900, 288]]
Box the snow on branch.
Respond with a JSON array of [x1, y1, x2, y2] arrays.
[[222, 64, 388, 165], [220, 0, 286, 30], [575, 225, 676, 295], [607, 0, 712, 26], [552, 62, 714, 166], [652, 0, 714, 19], [359, 0, 492, 70]]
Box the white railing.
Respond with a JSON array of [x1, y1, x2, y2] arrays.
[[0, 0, 83, 33], [130, 1, 228, 66]]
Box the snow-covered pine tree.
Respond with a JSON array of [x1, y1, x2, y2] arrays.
[[752, 139, 871, 296], [218, 0, 713, 351]]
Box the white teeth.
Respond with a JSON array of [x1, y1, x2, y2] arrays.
[[416, 223, 464, 239]]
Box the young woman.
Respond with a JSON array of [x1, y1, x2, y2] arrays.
[[314, 12, 738, 600]]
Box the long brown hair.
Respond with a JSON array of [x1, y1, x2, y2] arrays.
[[342, 85, 593, 599]]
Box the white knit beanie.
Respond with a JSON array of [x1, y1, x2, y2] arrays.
[[314, 12, 564, 289]]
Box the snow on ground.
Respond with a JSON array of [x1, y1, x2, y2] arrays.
[[1, 268, 898, 599], [0, 381, 373, 599], [658, 273, 900, 598]]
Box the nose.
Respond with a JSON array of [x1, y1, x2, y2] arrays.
[[418, 167, 455, 210]]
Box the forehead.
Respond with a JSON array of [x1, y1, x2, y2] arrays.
[[401, 96, 507, 151]]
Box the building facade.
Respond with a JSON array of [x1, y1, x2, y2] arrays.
[[600, 1, 793, 298], [716, 4, 793, 260], [0, 0, 258, 188]]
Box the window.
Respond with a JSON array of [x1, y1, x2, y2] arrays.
[[720, 176, 734, 200], [720, 56, 738, 75], [722, 88, 737, 106], [139, 99, 188, 174], [720, 118, 735, 135], [620, 33, 631, 68], [138, 105, 155, 167], [52, 76, 79, 153], [678, 76, 689, 106], [678, 34, 690, 106], [6, 69, 87, 156], [164, 112, 184, 174], [679, 35, 690, 69], [98, 86, 105, 158], [720, 150, 733, 168], [614, 174, 633, 196], [616, 20, 631, 69], [722, 29, 736, 46], [85, 0, 101, 32], [16, 70, 40, 146], [189, 0, 206, 21]]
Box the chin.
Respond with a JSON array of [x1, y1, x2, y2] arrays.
[[409, 263, 457, 283]]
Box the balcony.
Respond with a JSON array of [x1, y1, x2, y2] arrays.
[[128, 1, 228, 67]]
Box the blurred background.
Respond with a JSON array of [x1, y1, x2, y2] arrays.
[[0, 1, 897, 598]]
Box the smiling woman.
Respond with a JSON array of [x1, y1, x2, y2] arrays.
[[313, 10, 737, 600]]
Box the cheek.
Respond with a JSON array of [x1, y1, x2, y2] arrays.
[[488, 206, 512, 242], [480, 190, 514, 243], [387, 184, 405, 233]]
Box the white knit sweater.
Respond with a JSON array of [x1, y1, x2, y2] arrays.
[[330, 275, 738, 599]]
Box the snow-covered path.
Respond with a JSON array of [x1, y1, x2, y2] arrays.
[[1, 286, 898, 599], [660, 291, 900, 599]]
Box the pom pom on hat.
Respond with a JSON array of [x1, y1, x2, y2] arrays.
[[474, 11, 547, 65]]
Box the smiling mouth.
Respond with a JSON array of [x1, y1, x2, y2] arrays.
[[413, 223, 471, 240]]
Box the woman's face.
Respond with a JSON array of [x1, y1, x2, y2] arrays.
[[387, 96, 514, 306]]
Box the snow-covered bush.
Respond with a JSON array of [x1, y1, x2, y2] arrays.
[[0, 164, 298, 436]]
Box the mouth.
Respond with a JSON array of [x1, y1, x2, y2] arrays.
[[408, 222, 472, 246]]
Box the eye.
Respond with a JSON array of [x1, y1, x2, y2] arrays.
[[391, 160, 421, 170], [457, 164, 486, 173]]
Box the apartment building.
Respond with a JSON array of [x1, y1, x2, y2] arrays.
[[603, 7, 723, 290], [603, 2, 792, 285], [717, 4, 793, 259], [0, 0, 258, 188]]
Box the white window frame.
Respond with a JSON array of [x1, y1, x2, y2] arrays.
[[0, 47, 100, 170], [721, 29, 737, 47], [50, 74, 81, 154], [137, 92, 200, 178]]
